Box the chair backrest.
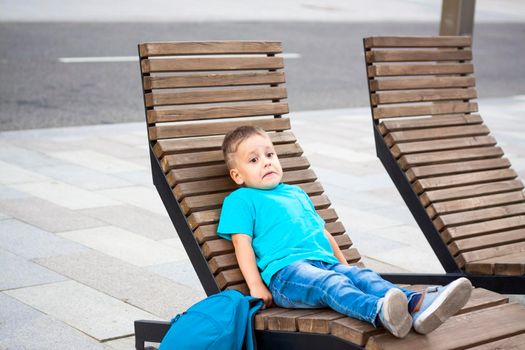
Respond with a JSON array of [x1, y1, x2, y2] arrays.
[[138, 41, 361, 293], [364, 36, 525, 276]]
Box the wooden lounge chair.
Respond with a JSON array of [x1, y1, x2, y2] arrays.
[[363, 35, 525, 294], [134, 40, 525, 349]]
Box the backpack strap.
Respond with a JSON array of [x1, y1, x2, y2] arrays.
[[244, 297, 264, 350]]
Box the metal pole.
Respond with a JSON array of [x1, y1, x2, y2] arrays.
[[440, 0, 476, 36]]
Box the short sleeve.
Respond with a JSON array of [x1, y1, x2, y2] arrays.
[[217, 191, 254, 240]]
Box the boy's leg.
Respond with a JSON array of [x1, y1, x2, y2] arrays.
[[330, 263, 416, 301], [269, 260, 380, 325]]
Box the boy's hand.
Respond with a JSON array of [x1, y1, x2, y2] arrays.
[[250, 283, 273, 309]]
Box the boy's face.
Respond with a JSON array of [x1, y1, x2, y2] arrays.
[[229, 133, 283, 189]]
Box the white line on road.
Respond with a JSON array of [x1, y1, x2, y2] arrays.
[[58, 53, 301, 63]]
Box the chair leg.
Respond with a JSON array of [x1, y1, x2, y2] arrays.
[[134, 320, 171, 350]]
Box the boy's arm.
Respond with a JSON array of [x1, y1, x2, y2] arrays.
[[231, 234, 273, 308], [324, 229, 349, 265]]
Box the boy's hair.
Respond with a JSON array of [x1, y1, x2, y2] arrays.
[[222, 126, 268, 169]]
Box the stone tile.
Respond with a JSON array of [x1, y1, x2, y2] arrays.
[[68, 136, 148, 160], [97, 186, 167, 215], [36, 250, 205, 319], [0, 197, 105, 233], [371, 245, 444, 274], [0, 293, 111, 350], [0, 160, 50, 184], [147, 259, 204, 292], [5, 280, 160, 341], [0, 211, 11, 220], [79, 205, 176, 240], [0, 144, 68, 169], [0, 248, 67, 290], [301, 142, 376, 163], [10, 181, 121, 209], [112, 170, 153, 186], [48, 150, 145, 174], [57, 226, 187, 266], [104, 336, 136, 350], [0, 185, 31, 200], [37, 164, 132, 190], [0, 219, 88, 259], [360, 256, 409, 274]]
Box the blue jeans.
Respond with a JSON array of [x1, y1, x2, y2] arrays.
[[269, 259, 415, 326]]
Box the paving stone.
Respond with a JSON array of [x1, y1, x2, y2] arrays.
[[57, 226, 187, 266], [37, 164, 132, 190], [67, 136, 148, 160], [0, 293, 111, 350], [0, 144, 68, 169], [372, 244, 444, 274], [104, 336, 136, 350], [36, 250, 205, 319], [0, 197, 105, 233], [147, 259, 204, 292], [0, 185, 31, 200], [79, 205, 176, 240], [0, 219, 88, 259], [112, 170, 153, 186], [0, 248, 67, 290], [4, 280, 160, 341], [48, 150, 145, 174], [10, 181, 121, 209], [97, 186, 167, 215], [0, 159, 50, 184]]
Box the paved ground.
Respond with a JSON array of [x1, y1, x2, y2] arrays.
[[1, 96, 524, 349]]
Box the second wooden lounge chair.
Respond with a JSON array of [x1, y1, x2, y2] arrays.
[[363, 35, 525, 294], [134, 40, 525, 349]]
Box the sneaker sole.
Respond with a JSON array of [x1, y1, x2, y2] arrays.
[[413, 278, 472, 334], [382, 289, 412, 338]]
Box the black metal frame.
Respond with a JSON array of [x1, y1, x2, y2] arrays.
[[363, 39, 525, 294]]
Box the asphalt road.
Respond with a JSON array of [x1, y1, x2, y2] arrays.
[[1, 21, 524, 131]]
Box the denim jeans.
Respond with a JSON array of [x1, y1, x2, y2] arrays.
[[269, 259, 415, 326]]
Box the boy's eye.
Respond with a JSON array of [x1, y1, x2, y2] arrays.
[[249, 157, 257, 163], [266, 152, 274, 158]]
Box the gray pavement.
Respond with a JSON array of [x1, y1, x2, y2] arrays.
[[1, 96, 525, 349]]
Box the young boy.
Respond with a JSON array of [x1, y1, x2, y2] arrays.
[[217, 125, 472, 338]]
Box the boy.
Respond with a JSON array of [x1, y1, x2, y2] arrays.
[[217, 126, 472, 338]]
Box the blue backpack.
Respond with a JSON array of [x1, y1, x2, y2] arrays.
[[159, 290, 263, 350]]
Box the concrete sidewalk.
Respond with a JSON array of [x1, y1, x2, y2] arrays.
[[1, 96, 525, 349]]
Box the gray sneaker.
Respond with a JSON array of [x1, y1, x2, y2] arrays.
[[378, 288, 412, 338], [412, 277, 472, 334]]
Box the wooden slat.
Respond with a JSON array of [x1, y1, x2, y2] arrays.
[[149, 117, 291, 140], [401, 147, 503, 171], [467, 333, 525, 350], [174, 169, 316, 201], [255, 307, 290, 330], [413, 168, 516, 194], [145, 87, 286, 107], [202, 239, 232, 259], [460, 240, 525, 263], [365, 303, 525, 350], [405, 158, 512, 183], [391, 135, 496, 158], [466, 252, 525, 276], [458, 288, 508, 315], [370, 76, 476, 92], [331, 317, 382, 346], [153, 130, 295, 158], [434, 203, 525, 231], [163, 142, 302, 174], [364, 36, 471, 48], [374, 102, 477, 120], [209, 251, 237, 273], [194, 224, 218, 244], [148, 102, 289, 124], [368, 63, 474, 78], [142, 56, 284, 73], [427, 191, 525, 218], [334, 234, 352, 250], [372, 87, 476, 106], [386, 124, 489, 146], [443, 216, 525, 243], [268, 309, 324, 331], [139, 41, 282, 58], [366, 49, 472, 63], [297, 310, 346, 334], [172, 157, 309, 186], [144, 71, 286, 90], [325, 221, 346, 235], [449, 228, 525, 256], [343, 247, 361, 263], [378, 114, 482, 135], [420, 180, 524, 207], [216, 268, 243, 289]]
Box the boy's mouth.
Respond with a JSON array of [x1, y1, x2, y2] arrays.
[[263, 171, 277, 179]]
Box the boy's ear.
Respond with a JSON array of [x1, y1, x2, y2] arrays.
[[229, 168, 245, 185]]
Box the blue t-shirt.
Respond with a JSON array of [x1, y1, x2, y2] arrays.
[[217, 183, 338, 286]]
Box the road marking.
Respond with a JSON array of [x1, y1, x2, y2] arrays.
[[58, 53, 301, 63]]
